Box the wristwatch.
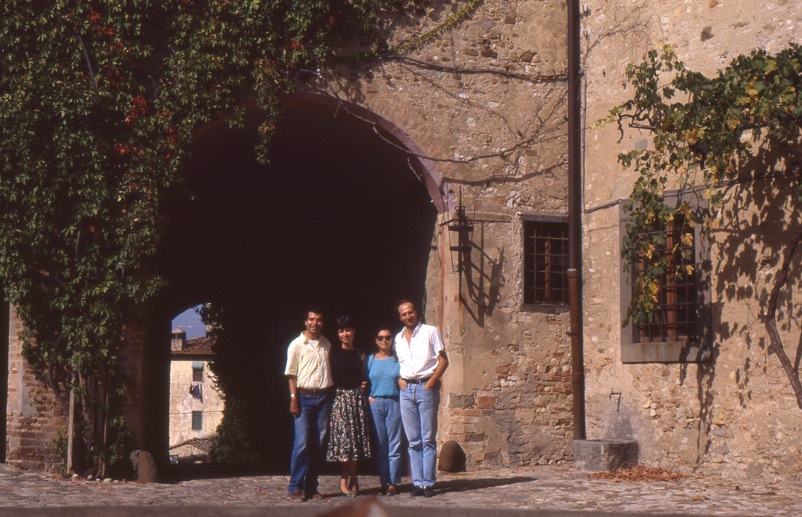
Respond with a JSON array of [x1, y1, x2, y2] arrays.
[[290, 393, 296, 398]]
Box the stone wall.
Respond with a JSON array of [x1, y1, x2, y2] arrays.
[[582, 0, 802, 481], [5, 307, 149, 472], [6, 307, 65, 470]]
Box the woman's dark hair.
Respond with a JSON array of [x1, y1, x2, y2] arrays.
[[336, 315, 353, 329], [374, 325, 398, 361], [375, 325, 394, 337]]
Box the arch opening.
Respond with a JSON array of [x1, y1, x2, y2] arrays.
[[153, 99, 439, 472]]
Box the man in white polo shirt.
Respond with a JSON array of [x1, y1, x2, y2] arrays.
[[395, 299, 448, 497], [284, 307, 333, 502]]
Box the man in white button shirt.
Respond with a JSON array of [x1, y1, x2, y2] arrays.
[[395, 299, 448, 497], [284, 307, 333, 502]]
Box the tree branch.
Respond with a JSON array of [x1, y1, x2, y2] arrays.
[[765, 223, 802, 410], [380, 55, 567, 84]]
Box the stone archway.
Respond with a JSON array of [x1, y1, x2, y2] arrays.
[[145, 94, 445, 469]]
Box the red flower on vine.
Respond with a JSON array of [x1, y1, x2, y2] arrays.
[[114, 143, 130, 156], [125, 96, 148, 125]]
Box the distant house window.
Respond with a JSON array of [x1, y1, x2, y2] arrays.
[[192, 363, 203, 383], [632, 214, 697, 343], [192, 411, 203, 430], [523, 218, 569, 305]]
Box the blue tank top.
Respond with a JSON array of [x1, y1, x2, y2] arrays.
[[367, 354, 401, 398]]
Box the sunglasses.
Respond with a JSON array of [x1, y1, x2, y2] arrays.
[[376, 336, 393, 341]]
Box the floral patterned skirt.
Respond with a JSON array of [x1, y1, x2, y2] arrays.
[[326, 388, 372, 462]]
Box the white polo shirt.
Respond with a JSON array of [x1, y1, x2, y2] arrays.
[[284, 333, 333, 390], [395, 322, 445, 380]]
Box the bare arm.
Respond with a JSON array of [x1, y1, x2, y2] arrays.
[[424, 351, 448, 390], [287, 376, 299, 415]]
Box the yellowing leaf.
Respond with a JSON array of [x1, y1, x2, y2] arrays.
[[647, 280, 660, 302]]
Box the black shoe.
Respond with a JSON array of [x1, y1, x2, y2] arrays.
[[423, 486, 435, 497], [410, 486, 425, 497]]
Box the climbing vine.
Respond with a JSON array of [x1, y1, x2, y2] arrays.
[[0, 0, 411, 472], [607, 44, 802, 406]]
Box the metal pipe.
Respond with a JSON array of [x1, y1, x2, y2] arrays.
[[568, 269, 586, 439], [567, 0, 586, 440]]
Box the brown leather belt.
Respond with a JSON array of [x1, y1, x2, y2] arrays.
[[297, 387, 333, 396], [403, 377, 431, 384]]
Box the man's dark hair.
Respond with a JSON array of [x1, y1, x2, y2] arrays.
[[396, 298, 416, 311], [304, 306, 325, 319]]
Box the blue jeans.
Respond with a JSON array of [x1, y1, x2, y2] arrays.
[[288, 393, 332, 494], [369, 396, 403, 486], [400, 384, 439, 488]]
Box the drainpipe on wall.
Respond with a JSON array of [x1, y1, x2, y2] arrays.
[[567, 0, 586, 441]]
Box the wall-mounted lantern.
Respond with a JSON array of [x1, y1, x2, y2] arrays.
[[448, 195, 474, 278]]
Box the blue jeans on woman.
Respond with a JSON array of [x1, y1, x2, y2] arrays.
[[370, 396, 403, 486], [400, 384, 439, 488], [288, 393, 332, 495]]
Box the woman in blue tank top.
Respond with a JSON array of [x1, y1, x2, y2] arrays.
[[367, 325, 403, 496]]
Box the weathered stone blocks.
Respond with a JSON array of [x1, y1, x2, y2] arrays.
[[572, 440, 639, 472]]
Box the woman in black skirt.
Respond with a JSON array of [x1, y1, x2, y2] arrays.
[[326, 315, 372, 497]]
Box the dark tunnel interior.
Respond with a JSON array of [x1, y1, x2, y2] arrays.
[[155, 103, 438, 472]]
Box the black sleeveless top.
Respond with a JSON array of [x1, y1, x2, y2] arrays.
[[330, 347, 365, 389]]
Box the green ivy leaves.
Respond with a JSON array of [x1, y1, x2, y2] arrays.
[[0, 0, 407, 471], [609, 44, 802, 327]]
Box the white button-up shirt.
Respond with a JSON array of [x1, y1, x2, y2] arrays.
[[395, 322, 445, 380], [284, 333, 333, 390]]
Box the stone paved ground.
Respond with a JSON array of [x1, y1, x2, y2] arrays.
[[0, 464, 799, 517]]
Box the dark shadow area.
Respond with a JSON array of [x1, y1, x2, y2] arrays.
[[153, 103, 437, 474], [424, 475, 536, 495], [160, 461, 280, 482]]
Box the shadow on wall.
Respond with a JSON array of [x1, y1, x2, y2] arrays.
[[681, 149, 802, 466], [457, 221, 505, 328]]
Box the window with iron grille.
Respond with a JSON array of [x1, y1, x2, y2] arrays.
[[523, 219, 569, 305], [191, 411, 203, 431], [632, 215, 697, 343], [619, 195, 711, 363]]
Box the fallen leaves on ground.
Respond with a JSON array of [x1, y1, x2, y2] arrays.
[[590, 466, 687, 482]]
